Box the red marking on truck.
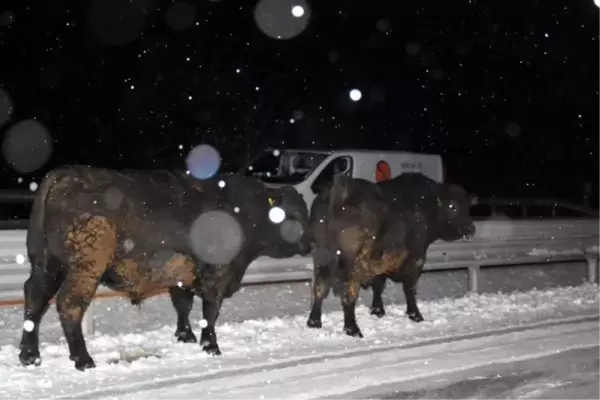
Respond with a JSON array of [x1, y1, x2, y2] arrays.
[[375, 161, 392, 182]]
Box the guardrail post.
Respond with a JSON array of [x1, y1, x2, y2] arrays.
[[468, 265, 480, 293], [586, 256, 598, 284], [82, 300, 95, 337]]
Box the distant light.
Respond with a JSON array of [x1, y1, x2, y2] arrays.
[[15, 254, 26, 264], [349, 89, 362, 101], [291, 5, 304, 17], [218, 180, 226, 188], [268, 206, 286, 224], [289, 118, 295, 124], [199, 319, 208, 328], [233, 206, 240, 213], [29, 182, 38, 192], [272, 149, 281, 156]]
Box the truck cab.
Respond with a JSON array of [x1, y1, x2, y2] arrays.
[[240, 148, 445, 211]]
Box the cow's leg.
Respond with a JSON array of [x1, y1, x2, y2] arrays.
[[307, 264, 332, 329], [339, 257, 362, 338], [200, 295, 223, 355], [369, 275, 387, 318], [403, 269, 424, 322], [169, 286, 197, 343], [56, 216, 117, 370], [342, 278, 362, 337], [55, 271, 104, 370], [19, 258, 65, 367]]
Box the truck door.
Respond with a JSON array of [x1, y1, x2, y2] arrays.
[[302, 156, 353, 210]]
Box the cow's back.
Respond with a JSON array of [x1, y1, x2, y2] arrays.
[[40, 166, 203, 262], [378, 173, 439, 208], [325, 176, 393, 257]]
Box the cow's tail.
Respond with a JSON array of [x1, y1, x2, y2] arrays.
[[327, 175, 353, 217], [327, 175, 354, 297], [26, 169, 59, 270]]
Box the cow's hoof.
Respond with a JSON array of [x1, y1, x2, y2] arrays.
[[344, 326, 363, 338], [175, 330, 198, 343], [407, 311, 424, 323], [19, 349, 41, 367], [202, 344, 222, 356], [370, 306, 386, 318], [306, 318, 322, 329], [74, 356, 96, 371]]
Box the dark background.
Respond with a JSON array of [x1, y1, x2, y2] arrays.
[[0, 0, 598, 207]]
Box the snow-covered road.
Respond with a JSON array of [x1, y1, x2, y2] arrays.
[[90, 316, 600, 400], [0, 282, 598, 399]]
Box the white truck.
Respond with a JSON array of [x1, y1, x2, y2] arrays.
[[240, 148, 445, 210]]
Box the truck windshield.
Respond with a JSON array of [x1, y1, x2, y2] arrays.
[[241, 149, 329, 184]]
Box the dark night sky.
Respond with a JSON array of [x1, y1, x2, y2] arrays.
[[0, 0, 598, 205]]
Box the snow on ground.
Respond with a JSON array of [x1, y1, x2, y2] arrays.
[[99, 317, 599, 400], [0, 282, 597, 399]]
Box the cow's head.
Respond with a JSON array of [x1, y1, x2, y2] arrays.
[[436, 183, 476, 241], [263, 186, 313, 258]]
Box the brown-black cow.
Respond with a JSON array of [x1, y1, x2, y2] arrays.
[[306, 173, 475, 338], [19, 165, 311, 370], [369, 172, 476, 321], [306, 175, 408, 337]]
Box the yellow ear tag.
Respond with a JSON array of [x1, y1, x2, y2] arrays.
[[268, 197, 275, 207]]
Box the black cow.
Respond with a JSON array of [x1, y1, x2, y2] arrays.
[[307, 173, 475, 337], [19, 165, 311, 370]]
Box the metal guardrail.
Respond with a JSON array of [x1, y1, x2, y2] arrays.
[[0, 190, 36, 202], [0, 218, 598, 334], [0, 218, 598, 299], [0, 219, 28, 230], [472, 197, 599, 219]]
